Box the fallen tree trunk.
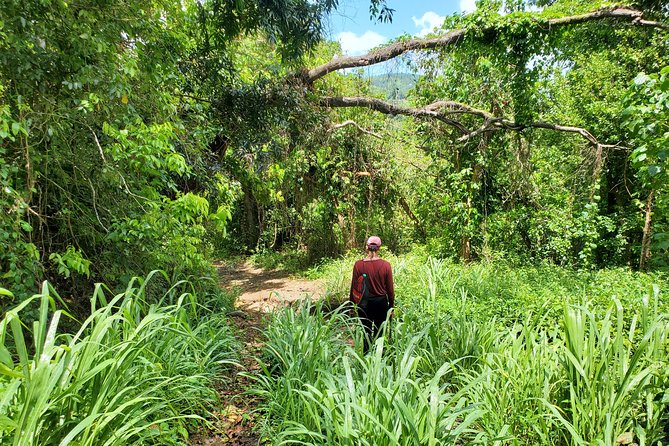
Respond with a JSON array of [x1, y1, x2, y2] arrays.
[[305, 8, 668, 83]]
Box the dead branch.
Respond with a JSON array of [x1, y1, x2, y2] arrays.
[[398, 196, 427, 238], [323, 95, 621, 148], [330, 120, 384, 139], [457, 120, 600, 145], [523, 122, 598, 144], [306, 7, 667, 83], [86, 125, 106, 163], [323, 97, 470, 134]]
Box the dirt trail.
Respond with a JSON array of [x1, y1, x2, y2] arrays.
[[218, 261, 324, 313], [190, 261, 323, 445]]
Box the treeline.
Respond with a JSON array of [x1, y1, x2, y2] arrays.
[[1, 0, 668, 306], [0, 0, 342, 304], [222, 0, 669, 270]]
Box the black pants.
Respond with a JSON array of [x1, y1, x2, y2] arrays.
[[357, 295, 390, 353]]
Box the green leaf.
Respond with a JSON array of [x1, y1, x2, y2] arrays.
[[633, 73, 651, 86], [648, 165, 661, 176], [0, 415, 18, 432]]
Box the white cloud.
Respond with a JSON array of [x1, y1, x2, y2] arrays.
[[337, 31, 386, 55], [460, 0, 477, 14], [412, 11, 445, 37]]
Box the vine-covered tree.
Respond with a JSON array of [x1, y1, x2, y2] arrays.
[[2, 0, 668, 306]]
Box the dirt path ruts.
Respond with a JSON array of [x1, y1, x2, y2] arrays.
[[217, 261, 324, 313], [189, 261, 323, 445]]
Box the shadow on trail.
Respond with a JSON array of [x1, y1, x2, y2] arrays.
[[215, 261, 323, 313], [218, 266, 295, 294]]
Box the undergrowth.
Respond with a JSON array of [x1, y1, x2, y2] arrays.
[[311, 251, 669, 321], [0, 272, 239, 445], [253, 254, 669, 445]]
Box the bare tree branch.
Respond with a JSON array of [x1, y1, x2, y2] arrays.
[[523, 122, 598, 145], [330, 120, 383, 139], [86, 125, 106, 163], [322, 97, 471, 134], [306, 8, 667, 83], [456, 119, 602, 144], [323, 95, 626, 148], [398, 195, 427, 238]]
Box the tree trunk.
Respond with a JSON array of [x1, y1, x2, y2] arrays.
[[347, 206, 356, 250], [590, 144, 604, 201], [242, 185, 259, 249], [460, 225, 472, 262], [639, 190, 655, 271], [398, 196, 426, 239]]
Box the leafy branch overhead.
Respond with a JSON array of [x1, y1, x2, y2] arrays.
[[305, 7, 668, 83], [308, 6, 668, 148], [322, 96, 628, 147]]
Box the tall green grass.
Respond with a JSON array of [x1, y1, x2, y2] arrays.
[[554, 290, 668, 445], [256, 256, 669, 445], [252, 301, 484, 445], [314, 252, 668, 322], [0, 273, 238, 445], [250, 300, 355, 424]]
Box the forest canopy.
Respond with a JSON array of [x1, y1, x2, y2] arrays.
[[1, 2, 669, 445], [1, 0, 668, 304]]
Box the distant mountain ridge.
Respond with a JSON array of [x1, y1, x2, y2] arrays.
[[369, 73, 417, 100]]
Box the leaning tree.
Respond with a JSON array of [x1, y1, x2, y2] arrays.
[[254, 2, 669, 266]]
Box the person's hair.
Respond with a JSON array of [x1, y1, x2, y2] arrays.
[[367, 245, 380, 252]]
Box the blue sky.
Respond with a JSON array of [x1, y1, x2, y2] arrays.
[[325, 0, 477, 55]]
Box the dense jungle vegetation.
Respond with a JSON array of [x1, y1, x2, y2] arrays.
[[1, 0, 668, 444]]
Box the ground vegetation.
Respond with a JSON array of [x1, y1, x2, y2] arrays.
[[1, 0, 669, 443]]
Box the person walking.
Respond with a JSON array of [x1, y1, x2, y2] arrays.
[[349, 236, 395, 353]]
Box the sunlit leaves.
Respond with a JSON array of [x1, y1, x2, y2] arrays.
[[103, 121, 189, 181], [625, 67, 669, 186], [48, 246, 92, 279], [0, 276, 238, 445]]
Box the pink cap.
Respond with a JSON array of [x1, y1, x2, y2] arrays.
[[366, 236, 382, 248]]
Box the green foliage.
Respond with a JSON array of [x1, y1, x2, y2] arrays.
[[49, 246, 91, 279], [555, 293, 668, 444], [2, 3, 669, 442], [368, 0, 395, 23], [0, 273, 238, 445], [0, 0, 252, 302], [257, 257, 669, 445], [105, 195, 215, 282], [103, 121, 189, 182], [369, 73, 417, 100], [624, 66, 669, 265], [249, 249, 311, 275], [253, 301, 483, 445], [317, 252, 668, 323], [202, 0, 341, 61], [405, 0, 669, 268], [218, 60, 413, 259], [0, 0, 183, 298]]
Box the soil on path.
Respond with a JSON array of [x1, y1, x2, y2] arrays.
[[217, 261, 324, 313], [189, 261, 324, 446]]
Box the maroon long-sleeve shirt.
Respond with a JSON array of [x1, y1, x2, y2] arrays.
[[349, 258, 395, 307]]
